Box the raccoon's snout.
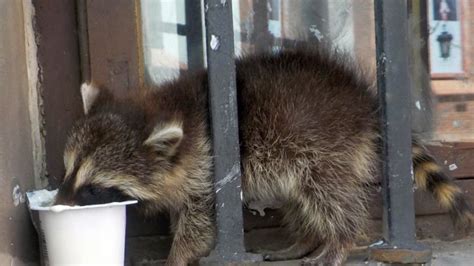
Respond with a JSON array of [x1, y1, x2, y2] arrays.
[[73, 185, 133, 206], [55, 183, 133, 206]]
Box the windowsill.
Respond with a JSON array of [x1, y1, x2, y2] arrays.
[[432, 79, 474, 96]]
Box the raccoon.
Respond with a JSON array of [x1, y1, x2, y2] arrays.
[[55, 49, 472, 266]]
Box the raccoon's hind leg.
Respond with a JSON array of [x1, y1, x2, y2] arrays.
[[263, 178, 369, 266]]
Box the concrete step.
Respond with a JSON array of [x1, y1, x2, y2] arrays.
[[126, 228, 474, 266]]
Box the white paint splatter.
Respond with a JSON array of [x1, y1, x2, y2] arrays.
[[309, 25, 324, 41], [449, 164, 458, 171], [215, 164, 240, 193], [369, 240, 384, 247], [415, 101, 421, 110], [210, 35, 220, 51], [220, 0, 226, 6], [12, 185, 25, 206], [452, 120, 462, 128]]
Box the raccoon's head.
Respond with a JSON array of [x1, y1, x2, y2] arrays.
[[54, 83, 184, 206]]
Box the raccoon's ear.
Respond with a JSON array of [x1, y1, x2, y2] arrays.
[[81, 82, 114, 115], [81, 82, 100, 115], [144, 123, 183, 156]]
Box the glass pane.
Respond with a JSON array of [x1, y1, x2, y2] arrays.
[[141, 0, 193, 85], [426, 0, 474, 142], [233, 0, 375, 68], [139, 0, 473, 144]]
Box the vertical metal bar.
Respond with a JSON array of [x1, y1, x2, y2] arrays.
[[369, 0, 431, 263], [184, 0, 204, 71], [200, 0, 261, 264]]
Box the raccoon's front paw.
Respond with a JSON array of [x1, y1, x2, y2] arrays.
[[262, 248, 305, 261], [263, 240, 318, 261]]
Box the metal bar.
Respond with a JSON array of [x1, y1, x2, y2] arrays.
[[369, 1, 431, 263], [200, 0, 261, 264], [184, 0, 204, 71]]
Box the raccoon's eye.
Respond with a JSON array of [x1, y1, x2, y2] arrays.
[[89, 186, 103, 196]]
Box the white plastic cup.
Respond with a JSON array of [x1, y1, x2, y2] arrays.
[[26, 189, 137, 266]]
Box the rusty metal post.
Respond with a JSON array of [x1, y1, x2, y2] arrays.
[[369, 0, 432, 263], [199, 0, 262, 265]]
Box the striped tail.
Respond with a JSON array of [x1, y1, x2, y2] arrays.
[[412, 139, 473, 231]]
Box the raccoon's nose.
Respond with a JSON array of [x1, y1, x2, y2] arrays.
[[53, 194, 76, 206], [54, 182, 77, 206]]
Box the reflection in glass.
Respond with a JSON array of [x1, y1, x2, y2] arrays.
[[139, 0, 473, 142]]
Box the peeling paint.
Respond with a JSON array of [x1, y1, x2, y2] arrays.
[[23, 0, 47, 188], [452, 120, 462, 128], [449, 164, 458, 171], [415, 101, 421, 110], [215, 164, 240, 193], [12, 184, 25, 206], [380, 52, 387, 63], [210, 35, 220, 51], [369, 240, 385, 247], [309, 25, 324, 41]]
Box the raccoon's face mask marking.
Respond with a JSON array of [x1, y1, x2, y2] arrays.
[[56, 181, 131, 206], [74, 185, 131, 205]]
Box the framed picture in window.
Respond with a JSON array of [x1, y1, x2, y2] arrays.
[[428, 0, 466, 78]]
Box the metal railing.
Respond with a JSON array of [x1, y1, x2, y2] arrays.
[[368, 1, 431, 263], [200, 1, 262, 264], [195, 0, 431, 264]]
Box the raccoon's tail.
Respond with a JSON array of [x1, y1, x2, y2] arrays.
[[412, 139, 473, 231]]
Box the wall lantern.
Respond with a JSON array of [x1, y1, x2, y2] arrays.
[[437, 25, 453, 59]]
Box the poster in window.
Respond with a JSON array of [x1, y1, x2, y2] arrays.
[[428, 0, 464, 76]]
